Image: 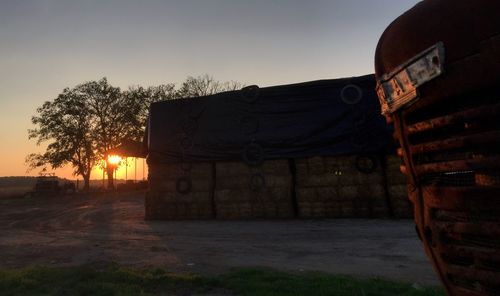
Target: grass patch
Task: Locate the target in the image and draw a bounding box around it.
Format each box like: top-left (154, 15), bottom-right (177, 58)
top-left (221, 268), bottom-right (444, 296)
top-left (0, 264), bottom-right (445, 296)
top-left (0, 264), bottom-right (217, 296)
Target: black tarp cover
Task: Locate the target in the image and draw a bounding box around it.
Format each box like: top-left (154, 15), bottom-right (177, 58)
top-left (146, 74), bottom-right (392, 164)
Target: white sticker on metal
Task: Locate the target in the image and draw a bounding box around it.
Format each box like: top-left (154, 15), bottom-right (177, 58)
top-left (376, 42), bottom-right (445, 115)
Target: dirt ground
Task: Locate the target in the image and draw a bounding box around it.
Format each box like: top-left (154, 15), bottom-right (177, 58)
top-left (0, 192), bottom-right (438, 285)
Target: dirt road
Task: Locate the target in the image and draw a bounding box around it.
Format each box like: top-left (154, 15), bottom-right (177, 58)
top-left (0, 192), bottom-right (438, 285)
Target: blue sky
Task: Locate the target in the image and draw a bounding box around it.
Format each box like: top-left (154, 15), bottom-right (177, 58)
top-left (0, 0), bottom-right (420, 177)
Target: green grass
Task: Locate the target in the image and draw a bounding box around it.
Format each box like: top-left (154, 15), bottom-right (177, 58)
top-left (0, 264), bottom-right (445, 296)
top-left (221, 269), bottom-right (444, 296)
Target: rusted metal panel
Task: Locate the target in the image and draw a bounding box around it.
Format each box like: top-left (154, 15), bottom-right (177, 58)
top-left (437, 245), bottom-right (500, 264)
top-left (409, 131), bottom-right (500, 154)
top-left (374, 1), bottom-right (500, 295)
top-left (407, 103), bottom-right (500, 134)
top-left (423, 186), bottom-right (500, 211)
top-left (414, 157), bottom-right (500, 176)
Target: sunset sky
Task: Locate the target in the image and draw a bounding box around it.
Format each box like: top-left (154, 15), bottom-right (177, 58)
top-left (0, 0), bottom-right (419, 180)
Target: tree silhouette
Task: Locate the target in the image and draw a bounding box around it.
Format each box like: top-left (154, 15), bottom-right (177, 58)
top-left (82, 78), bottom-right (130, 189)
top-left (27, 75), bottom-right (243, 190)
top-left (176, 74), bottom-right (243, 98)
top-left (122, 84), bottom-right (177, 142)
top-left (27, 86), bottom-right (97, 191)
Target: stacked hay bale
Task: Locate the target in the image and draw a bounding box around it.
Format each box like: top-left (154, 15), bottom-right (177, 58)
top-left (145, 162), bottom-right (215, 220)
top-left (295, 155), bottom-right (389, 218)
top-left (214, 160), bottom-right (294, 219)
top-left (384, 155), bottom-right (412, 218)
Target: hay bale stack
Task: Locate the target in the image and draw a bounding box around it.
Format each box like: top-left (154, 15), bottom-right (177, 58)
top-left (214, 160), bottom-right (294, 219)
top-left (385, 155), bottom-right (412, 218)
top-left (295, 155), bottom-right (389, 218)
top-left (145, 162), bottom-right (214, 220)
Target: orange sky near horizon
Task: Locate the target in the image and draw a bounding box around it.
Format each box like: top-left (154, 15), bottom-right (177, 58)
top-left (0, 0), bottom-right (420, 180)
top-left (26, 156), bottom-right (149, 181)
top-left (91, 157), bottom-right (149, 182)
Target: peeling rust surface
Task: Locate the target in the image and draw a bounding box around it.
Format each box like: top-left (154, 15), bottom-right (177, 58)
top-left (392, 89), bottom-right (500, 296)
top-left (407, 103), bottom-right (500, 134)
top-left (374, 0), bottom-right (500, 293)
top-left (394, 84), bottom-right (500, 294)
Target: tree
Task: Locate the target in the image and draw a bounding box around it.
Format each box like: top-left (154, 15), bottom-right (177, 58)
top-left (79, 78), bottom-right (130, 189)
top-left (27, 78), bottom-right (138, 190)
top-left (176, 74), bottom-right (244, 98)
top-left (122, 84), bottom-right (177, 142)
top-left (27, 87), bottom-right (97, 191)
top-left (28, 75), bottom-right (244, 191)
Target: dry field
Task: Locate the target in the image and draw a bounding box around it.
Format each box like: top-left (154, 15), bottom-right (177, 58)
top-left (0, 191), bottom-right (438, 285)
top-left (0, 186), bottom-right (32, 199)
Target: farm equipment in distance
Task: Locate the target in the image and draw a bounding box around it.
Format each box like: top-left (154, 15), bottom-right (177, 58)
top-left (27, 173), bottom-right (75, 197)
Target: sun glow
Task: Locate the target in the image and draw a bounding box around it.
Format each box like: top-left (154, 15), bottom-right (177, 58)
top-left (89, 157), bottom-right (148, 182)
top-left (107, 155), bottom-right (122, 166)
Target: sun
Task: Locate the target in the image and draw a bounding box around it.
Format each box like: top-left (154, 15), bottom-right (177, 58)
top-left (107, 155), bottom-right (122, 166)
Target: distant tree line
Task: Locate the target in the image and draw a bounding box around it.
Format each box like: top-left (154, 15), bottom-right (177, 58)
top-left (27, 75), bottom-right (244, 191)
